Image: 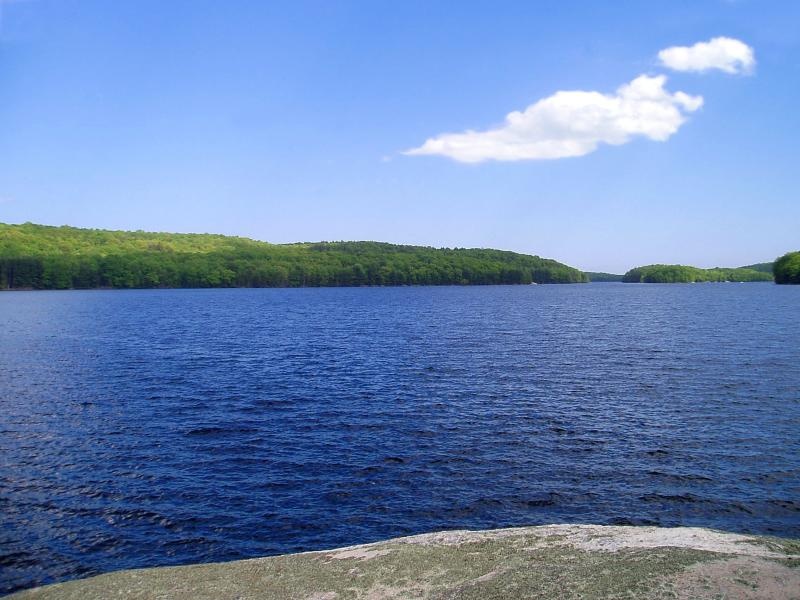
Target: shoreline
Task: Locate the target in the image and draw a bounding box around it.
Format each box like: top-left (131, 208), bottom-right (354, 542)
top-left (9, 524), bottom-right (799, 599)
top-left (0, 282), bottom-right (575, 292)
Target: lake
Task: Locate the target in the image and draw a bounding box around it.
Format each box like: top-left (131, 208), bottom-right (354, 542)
top-left (1, 283), bottom-right (798, 594)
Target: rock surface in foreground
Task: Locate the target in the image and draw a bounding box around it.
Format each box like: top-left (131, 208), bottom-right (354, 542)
top-left (9, 525), bottom-right (800, 599)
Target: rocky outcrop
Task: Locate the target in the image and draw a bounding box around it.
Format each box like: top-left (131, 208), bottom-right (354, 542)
top-left (10, 524), bottom-right (800, 599)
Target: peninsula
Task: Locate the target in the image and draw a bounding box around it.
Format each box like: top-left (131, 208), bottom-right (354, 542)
top-left (0, 223), bottom-right (587, 289)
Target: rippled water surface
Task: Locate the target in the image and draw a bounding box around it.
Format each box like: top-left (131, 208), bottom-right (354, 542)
top-left (1, 284), bottom-right (799, 593)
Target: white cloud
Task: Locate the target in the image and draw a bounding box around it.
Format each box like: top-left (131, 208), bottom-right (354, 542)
top-left (404, 75), bottom-right (702, 163)
top-left (658, 37), bottom-right (755, 74)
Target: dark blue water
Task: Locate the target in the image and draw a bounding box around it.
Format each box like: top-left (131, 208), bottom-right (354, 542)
top-left (1, 284), bottom-right (799, 593)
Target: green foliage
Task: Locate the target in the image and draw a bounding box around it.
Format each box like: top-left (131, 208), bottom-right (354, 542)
top-left (738, 262), bottom-right (774, 273)
top-left (773, 251), bottom-right (800, 284)
top-left (622, 264), bottom-right (774, 283)
top-left (585, 272), bottom-right (623, 282)
top-left (0, 222), bottom-right (588, 289)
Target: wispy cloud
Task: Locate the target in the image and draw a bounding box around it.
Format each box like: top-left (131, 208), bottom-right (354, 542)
top-left (404, 75), bottom-right (702, 163)
top-left (658, 37), bottom-right (755, 74)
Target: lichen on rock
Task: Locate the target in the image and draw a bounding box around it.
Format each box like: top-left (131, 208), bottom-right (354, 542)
top-left (9, 525), bottom-right (800, 600)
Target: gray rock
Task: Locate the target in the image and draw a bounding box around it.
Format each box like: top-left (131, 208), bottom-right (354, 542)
top-left (9, 524), bottom-right (800, 599)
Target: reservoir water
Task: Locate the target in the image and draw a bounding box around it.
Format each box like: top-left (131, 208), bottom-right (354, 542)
top-left (1, 283), bottom-right (798, 593)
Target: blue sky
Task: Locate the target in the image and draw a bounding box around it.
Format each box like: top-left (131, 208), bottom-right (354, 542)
top-left (0, 1), bottom-right (798, 272)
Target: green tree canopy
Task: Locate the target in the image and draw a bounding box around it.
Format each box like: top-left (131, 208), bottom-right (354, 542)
top-left (773, 251), bottom-right (800, 284)
top-left (585, 272), bottom-right (623, 282)
top-left (622, 264), bottom-right (773, 283)
top-left (0, 222), bottom-right (588, 290)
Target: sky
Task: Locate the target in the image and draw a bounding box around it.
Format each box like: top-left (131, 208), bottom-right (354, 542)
top-left (0, 1), bottom-right (798, 273)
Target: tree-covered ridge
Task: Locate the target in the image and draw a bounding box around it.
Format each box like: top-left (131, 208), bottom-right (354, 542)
top-left (585, 272), bottom-right (623, 282)
top-left (738, 262), bottom-right (774, 273)
top-left (622, 264), bottom-right (773, 283)
top-left (773, 251), bottom-right (800, 284)
top-left (0, 223), bottom-right (587, 289)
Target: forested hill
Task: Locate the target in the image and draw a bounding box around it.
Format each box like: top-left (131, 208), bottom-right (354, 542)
top-left (773, 251), bottom-right (800, 284)
top-left (622, 264), bottom-right (773, 283)
top-left (738, 262), bottom-right (774, 273)
top-left (0, 223), bottom-right (587, 289)
top-left (585, 272), bottom-right (623, 282)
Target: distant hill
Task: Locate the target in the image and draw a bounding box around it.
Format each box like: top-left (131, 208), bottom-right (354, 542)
top-left (622, 264), bottom-right (773, 283)
top-left (738, 262), bottom-right (774, 273)
top-left (774, 251), bottom-right (800, 284)
top-left (585, 272), bottom-right (623, 282)
top-left (0, 222), bottom-right (588, 290)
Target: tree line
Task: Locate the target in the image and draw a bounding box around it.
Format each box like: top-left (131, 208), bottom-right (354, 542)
top-left (585, 272), bottom-right (623, 282)
top-left (774, 251), bottom-right (800, 284)
top-left (622, 264), bottom-right (773, 283)
top-left (0, 223), bottom-right (588, 290)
